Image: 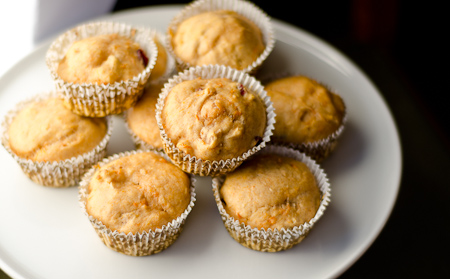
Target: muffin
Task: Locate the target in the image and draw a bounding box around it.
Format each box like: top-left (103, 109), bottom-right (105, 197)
top-left (170, 10), bottom-right (264, 70)
top-left (213, 145), bottom-right (331, 252)
top-left (167, 0), bottom-right (274, 74)
top-left (162, 77), bottom-right (266, 160)
top-left (125, 83), bottom-right (164, 151)
top-left (147, 31), bottom-right (175, 84)
top-left (1, 93), bottom-right (113, 187)
top-left (79, 150), bottom-right (196, 256)
top-left (221, 154), bottom-right (321, 230)
top-left (46, 21), bottom-right (158, 117)
top-left (264, 75), bottom-right (346, 162)
top-left (156, 65), bottom-right (275, 176)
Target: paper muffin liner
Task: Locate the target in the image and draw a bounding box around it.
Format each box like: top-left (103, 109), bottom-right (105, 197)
top-left (258, 72), bottom-right (347, 163)
top-left (0, 92), bottom-right (113, 188)
top-left (212, 144), bottom-right (331, 252)
top-left (285, 114), bottom-right (346, 163)
top-left (155, 64), bottom-right (276, 177)
top-left (78, 149), bottom-right (197, 256)
top-left (123, 110), bottom-right (165, 153)
top-left (146, 29), bottom-right (176, 85)
top-left (46, 21), bottom-right (158, 117)
top-left (166, 0), bottom-right (275, 75)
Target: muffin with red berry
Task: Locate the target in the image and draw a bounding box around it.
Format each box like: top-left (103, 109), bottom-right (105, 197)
top-left (46, 21), bottom-right (158, 117)
top-left (155, 65), bottom-right (275, 176)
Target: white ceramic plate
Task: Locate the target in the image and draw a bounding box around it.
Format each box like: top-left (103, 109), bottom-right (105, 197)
top-left (0, 5), bottom-right (402, 279)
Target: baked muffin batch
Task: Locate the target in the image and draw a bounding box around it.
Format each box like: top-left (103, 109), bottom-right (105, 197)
top-left (1, 0), bottom-right (346, 255)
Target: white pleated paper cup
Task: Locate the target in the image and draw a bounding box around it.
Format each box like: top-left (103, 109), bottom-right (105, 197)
top-left (258, 72), bottom-right (347, 163)
top-left (46, 21), bottom-right (158, 117)
top-left (166, 0), bottom-right (275, 75)
top-left (78, 149), bottom-right (196, 256)
top-left (0, 92), bottom-right (113, 188)
top-left (284, 115), bottom-right (346, 163)
top-left (155, 64), bottom-right (276, 177)
top-left (212, 145), bottom-right (331, 252)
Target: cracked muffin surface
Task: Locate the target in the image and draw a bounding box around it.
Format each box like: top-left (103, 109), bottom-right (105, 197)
top-left (220, 153), bottom-right (321, 230)
top-left (161, 78), bottom-right (266, 161)
top-left (57, 33), bottom-right (147, 84)
top-left (8, 97), bottom-right (106, 162)
top-left (171, 10), bottom-right (265, 70)
top-left (265, 75), bottom-right (345, 144)
top-left (86, 152), bottom-right (191, 234)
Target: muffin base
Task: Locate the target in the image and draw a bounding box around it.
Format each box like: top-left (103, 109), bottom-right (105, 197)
top-left (272, 112), bottom-right (347, 163)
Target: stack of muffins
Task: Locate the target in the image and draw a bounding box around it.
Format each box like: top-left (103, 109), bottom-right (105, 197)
top-left (1, 0), bottom-right (346, 255)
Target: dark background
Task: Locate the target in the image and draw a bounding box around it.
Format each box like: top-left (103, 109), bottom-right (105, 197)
top-left (1, 1), bottom-right (448, 278)
top-left (115, 1), bottom-right (450, 277)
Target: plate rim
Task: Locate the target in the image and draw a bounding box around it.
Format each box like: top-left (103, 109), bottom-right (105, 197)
top-left (0, 4), bottom-right (403, 279)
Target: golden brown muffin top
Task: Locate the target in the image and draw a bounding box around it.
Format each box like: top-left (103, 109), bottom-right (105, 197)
top-left (127, 83), bottom-right (164, 149)
top-left (161, 78), bottom-right (266, 161)
top-left (171, 10), bottom-right (265, 70)
top-left (148, 37), bottom-right (167, 83)
top-left (8, 97), bottom-right (107, 162)
top-left (57, 33), bottom-right (147, 84)
top-left (265, 75), bottom-right (346, 144)
top-left (86, 152), bottom-right (191, 234)
top-left (220, 153), bottom-right (321, 230)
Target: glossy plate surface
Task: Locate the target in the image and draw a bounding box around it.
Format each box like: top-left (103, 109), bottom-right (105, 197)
top-left (0, 5), bottom-right (401, 279)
